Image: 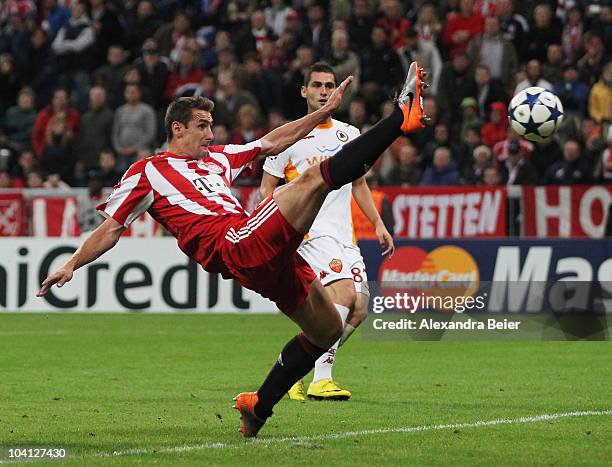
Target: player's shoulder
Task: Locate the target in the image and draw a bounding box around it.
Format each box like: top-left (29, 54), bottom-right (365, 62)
top-left (208, 140), bottom-right (262, 155)
top-left (332, 118), bottom-right (360, 137)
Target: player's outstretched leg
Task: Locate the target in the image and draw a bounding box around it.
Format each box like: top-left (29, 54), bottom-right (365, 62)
top-left (319, 61), bottom-right (427, 190)
top-left (234, 281), bottom-right (341, 437)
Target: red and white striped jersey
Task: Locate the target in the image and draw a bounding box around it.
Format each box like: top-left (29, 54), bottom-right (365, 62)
top-left (97, 141), bottom-right (262, 270)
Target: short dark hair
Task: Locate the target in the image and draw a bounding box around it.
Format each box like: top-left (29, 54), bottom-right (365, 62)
top-left (304, 61), bottom-right (337, 86)
top-left (164, 96), bottom-right (215, 142)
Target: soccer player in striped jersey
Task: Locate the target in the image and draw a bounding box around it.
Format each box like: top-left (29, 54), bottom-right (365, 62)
top-left (38, 62), bottom-right (428, 438)
top-left (260, 62), bottom-right (395, 401)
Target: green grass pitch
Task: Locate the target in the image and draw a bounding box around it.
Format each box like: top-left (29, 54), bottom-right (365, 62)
top-left (1, 313), bottom-right (610, 465)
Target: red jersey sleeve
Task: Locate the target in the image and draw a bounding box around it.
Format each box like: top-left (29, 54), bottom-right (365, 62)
top-left (96, 159), bottom-right (154, 227)
top-left (207, 140), bottom-right (262, 183)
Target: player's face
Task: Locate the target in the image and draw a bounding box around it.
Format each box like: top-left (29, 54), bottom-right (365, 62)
top-left (301, 72), bottom-right (336, 113)
top-left (175, 110), bottom-right (214, 159)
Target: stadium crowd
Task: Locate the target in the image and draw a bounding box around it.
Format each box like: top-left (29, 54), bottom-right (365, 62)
top-left (0, 0), bottom-right (609, 192)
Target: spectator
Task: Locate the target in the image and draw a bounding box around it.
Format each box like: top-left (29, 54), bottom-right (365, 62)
top-left (421, 147), bottom-right (460, 186)
top-left (481, 101), bottom-right (509, 147)
top-left (164, 45), bottom-right (204, 103)
top-left (39, 115), bottom-right (74, 182)
top-left (526, 3), bottom-right (562, 62)
top-left (458, 125), bottom-right (483, 166)
top-left (73, 86), bottom-right (113, 172)
top-left (348, 98), bottom-right (368, 129)
top-left (502, 140), bottom-right (538, 185)
top-left (276, 8), bottom-right (302, 60)
top-left (327, 29), bottom-right (360, 115)
top-left (31, 87), bottom-right (80, 156)
top-left (414, 2), bottom-right (442, 44)
top-left (2, 86), bottom-right (36, 151)
top-left (514, 59), bottom-right (553, 94)
top-left (474, 64), bottom-right (507, 119)
top-left (561, 6), bottom-right (583, 64)
top-left (135, 39), bottom-right (171, 112)
top-left (95, 148), bottom-right (122, 187)
top-left (460, 97), bottom-right (483, 140)
top-left (598, 127), bottom-right (612, 181)
top-left (89, 0), bottom-right (123, 69)
top-left (483, 164), bottom-right (503, 186)
top-left (375, 0), bottom-right (411, 51)
top-left (93, 45), bottom-right (129, 110)
top-left (467, 15), bottom-right (518, 90)
top-left (442, 0), bottom-right (484, 58)
top-left (437, 52), bottom-right (478, 138)
top-left (577, 33), bottom-right (608, 86)
top-left (462, 144), bottom-right (492, 185)
top-left (21, 28), bottom-right (57, 107)
top-left (348, 0), bottom-right (374, 52)
top-left (0, 54), bottom-right (21, 114)
top-left (43, 172), bottom-right (70, 190)
top-left (578, 117), bottom-right (607, 165)
top-left (545, 139), bottom-right (592, 184)
top-left (214, 75), bottom-right (260, 128)
top-left (244, 53), bottom-right (282, 114)
top-left (383, 144), bottom-right (423, 186)
top-left (541, 44), bottom-right (565, 84)
top-left (0, 169), bottom-right (12, 188)
top-left (212, 124), bottom-right (230, 146)
top-left (154, 11), bottom-right (191, 62)
top-left (9, 148), bottom-right (36, 186)
top-left (554, 64), bottom-right (590, 117)
top-left (397, 27), bottom-right (442, 95)
top-left (265, 0), bottom-right (292, 38)
top-left (588, 61), bottom-right (611, 124)
top-left (26, 169), bottom-right (44, 187)
top-left (282, 45), bottom-right (313, 119)
top-left (230, 104), bottom-right (266, 145)
top-left (299, 2), bottom-right (331, 60)
top-left (211, 44), bottom-right (248, 91)
top-left (423, 123), bottom-right (462, 167)
top-left (38, 0), bottom-right (70, 42)
top-left (530, 136), bottom-right (563, 181)
top-left (496, 0), bottom-right (528, 57)
top-left (79, 169), bottom-right (106, 233)
top-left (361, 25), bottom-right (404, 110)
top-left (112, 83), bottom-right (156, 171)
top-left (51, 1), bottom-right (95, 76)
top-left (494, 130), bottom-right (534, 161)
top-left (124, 0), bottom-right (160, 59)
top-left (235, 9), bottom-right (276, 61)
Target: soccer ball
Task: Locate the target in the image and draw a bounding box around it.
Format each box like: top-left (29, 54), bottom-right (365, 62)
top-left (508, 87), bottom-right (564, 142)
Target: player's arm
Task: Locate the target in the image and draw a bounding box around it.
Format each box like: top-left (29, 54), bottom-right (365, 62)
top-left (37, 218), bottom-right (125, 296)
top-left (260, 171), bottom-right (282, 198)
top-left (352, 177), bottom-right (395, 257)
top-left (259, 75), bottom-right (353, 156)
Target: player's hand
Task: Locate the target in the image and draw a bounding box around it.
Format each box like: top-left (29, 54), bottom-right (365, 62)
top-left (37, 267), bottom-right (74, 297)
top-left (323, 75), bottom-right (353, 115)
top-left (375, 220), bottom-right (395, 258)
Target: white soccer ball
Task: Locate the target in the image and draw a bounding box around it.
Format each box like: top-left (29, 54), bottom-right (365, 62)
top-left (508, 87), bottom-right (564, 142)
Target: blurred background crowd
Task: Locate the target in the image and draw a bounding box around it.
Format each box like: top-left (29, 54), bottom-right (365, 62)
top-left (0, 0), bottom-right (609, 193)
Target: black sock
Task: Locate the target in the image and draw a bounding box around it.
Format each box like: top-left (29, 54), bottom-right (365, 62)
top-left (255, 332), bottom-right (325, 419)
top-left (320, 106), bottom-right (404, 189)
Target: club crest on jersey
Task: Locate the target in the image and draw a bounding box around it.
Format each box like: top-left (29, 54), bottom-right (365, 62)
top-left (336, 130), bottom-right (349, 142)
top-left (329, 259), bottom-right (343, 273)
top-left (200, 161), bottom-right (224, 174)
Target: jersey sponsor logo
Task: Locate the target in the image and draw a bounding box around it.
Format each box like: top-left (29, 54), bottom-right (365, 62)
top-left (315, 144), bottom-right (341, 153)
top-left (306, 155), bottom-right (331, 166)
top-left (329, 258), bottom-right (343, 273)
top-left (199, 161), bottom-right (224, 174)
top-left (319, 270), bottom-right (329, 280)
top-left (336, 130), bottom-right (349, 142)
top-left (302, 135), bottom-right (315, 140)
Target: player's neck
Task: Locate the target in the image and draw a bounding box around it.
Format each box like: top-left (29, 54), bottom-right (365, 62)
top-left (310, 109), bottom-right (332, 126)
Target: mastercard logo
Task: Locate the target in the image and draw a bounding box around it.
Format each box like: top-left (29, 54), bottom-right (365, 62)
top-left (379, 246), bottom-right (480, 299)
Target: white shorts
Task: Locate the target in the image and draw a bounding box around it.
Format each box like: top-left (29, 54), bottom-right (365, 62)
top-left (298, 236), bottom-right (369, 296)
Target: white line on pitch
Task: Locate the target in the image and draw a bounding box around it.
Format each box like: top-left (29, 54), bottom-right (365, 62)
top-left (83, 409), bottom-right (611, 459)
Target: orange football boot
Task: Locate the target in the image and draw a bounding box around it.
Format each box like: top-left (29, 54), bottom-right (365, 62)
top-left (398, 61), bottom-right (429, 133)
top-left (233, 392), bottom-right (266, 438)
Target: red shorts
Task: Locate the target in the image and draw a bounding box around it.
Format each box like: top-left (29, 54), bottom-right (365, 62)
top-left (218, 196), bottom-right (316, 315)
